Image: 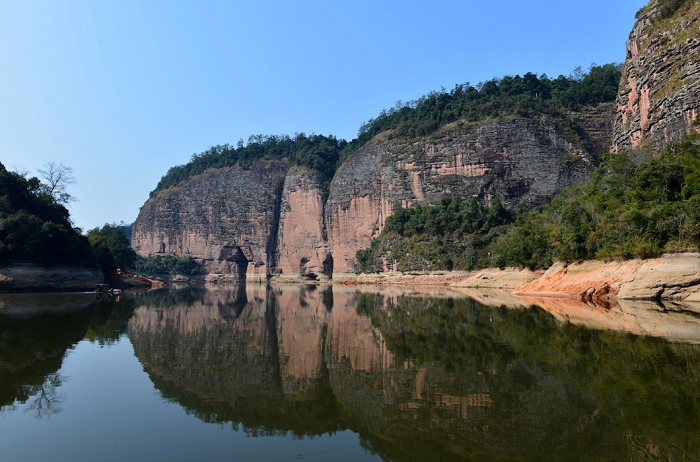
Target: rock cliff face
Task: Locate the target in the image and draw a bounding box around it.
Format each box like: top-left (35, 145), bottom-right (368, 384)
top-left (614, 0), bottom-right (700, 151)
top-left (131, 160), bottom-right (287, 277)
top-left (276, 167), bottom-right (333, 280)
top-left (133, 113), bottom-right (607, 277)
top-left (327, 116), bottom-right (597, 272)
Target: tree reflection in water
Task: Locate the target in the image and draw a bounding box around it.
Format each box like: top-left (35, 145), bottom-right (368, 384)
top-left (128, 285), bottom-right (700, 462)
top-left (2, 285), bottom-right (700, 460)
top-left (0, 293), bottom-right (136, 418)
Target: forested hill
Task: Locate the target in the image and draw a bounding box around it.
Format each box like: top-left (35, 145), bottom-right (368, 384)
top-left (151, 64), bottom-right (621, 195)
top-left (152, 134), bottom-right (346, 194)
top-left (0, 163), bottom-right (94, 267)
top-left (339, 63), bottom-right (621, 163)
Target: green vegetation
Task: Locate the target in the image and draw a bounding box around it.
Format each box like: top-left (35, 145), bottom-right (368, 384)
top-left (87, 223), bottom-right (138, 271)
top-left (637, 0), bottom-right (693, 22)
top-left (153, 64), bottom-right (619, 193)
top-left (86, 223), bottom-right (201, 276)
top-left (358, 133), bottom-right (700, 271)
top-left (153, 133), bottom-right (346, 194)
top-left (340, 64), bottom-right (621, 164)
top-left (356, 197), bottom-right (513, 272)
top-left (657, 0), bottom-right (691, 20)
top-left (133, 255), bottom-right (201, 276)
top-left (0, 162), bottom-right (94, 267)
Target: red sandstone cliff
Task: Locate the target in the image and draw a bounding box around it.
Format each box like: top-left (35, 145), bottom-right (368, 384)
top-left (275, 167), bottom-right (333, 280)
top-left (131, 160), bottom-right (287, 278)
top-left (133, 113), bottom-right (605, 278)
top-left (614, 0), bottom-right (700, 151)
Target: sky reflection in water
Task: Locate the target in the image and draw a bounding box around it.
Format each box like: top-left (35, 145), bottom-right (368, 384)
top-left (1, 285), bottom-right (699, 462)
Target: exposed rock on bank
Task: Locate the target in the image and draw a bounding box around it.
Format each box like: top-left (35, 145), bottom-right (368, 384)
top-left (0, 264), bottom-right (104, 292)
top-left (340, 253), bottom-right (700, 303)
top-left (337, 267), bottom-right (541, 290)
top-left (513, 253), bottom-right (700, 302)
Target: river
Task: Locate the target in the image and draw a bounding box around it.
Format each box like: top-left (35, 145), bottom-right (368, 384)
top-left (1, 284), bottom-right (699, 461)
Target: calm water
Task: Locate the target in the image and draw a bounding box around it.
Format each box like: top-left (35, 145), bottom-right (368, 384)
top-left (1, 284), bottom-right (700, 462)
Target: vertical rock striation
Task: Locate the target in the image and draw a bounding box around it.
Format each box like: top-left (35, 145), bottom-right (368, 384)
top-left (614, 0), bottom-right (700, 152)
top-left (131, 160), bottom-right (287, 278)
top-left (327, 118), bottom-right (597, 272)
top-left (276, 167), bottom-right (333, 280)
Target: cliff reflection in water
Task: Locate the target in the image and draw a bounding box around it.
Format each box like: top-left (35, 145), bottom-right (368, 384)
top-left (128, 285), bottom-right (700, 462)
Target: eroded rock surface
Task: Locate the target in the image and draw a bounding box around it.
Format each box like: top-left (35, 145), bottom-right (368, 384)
top-left (276, 167), bottom-right (333, 280)
top-left (512, 253), bottom-right (700, 302)
top-left (131, 161), bottom-right (287, 277)
top-left (328, 117), bottom-right (599, 272)
top-left (614, 0), bottom-right (700, 151)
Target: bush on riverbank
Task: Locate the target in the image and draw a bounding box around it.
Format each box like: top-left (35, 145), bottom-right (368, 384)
top-left (133, 255), bottom-right (201, 276)
top-left (87, 223), bottom-right (138, 271)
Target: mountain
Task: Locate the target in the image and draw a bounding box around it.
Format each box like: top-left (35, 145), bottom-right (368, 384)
top-left (133, 77), bottom-right (616, 278)
top-left (133, 0), bottom-right (700, 279)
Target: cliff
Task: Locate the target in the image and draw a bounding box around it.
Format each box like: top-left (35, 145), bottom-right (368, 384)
top-left (131, 160), bottom-right (287, 278)
top-left (276, 167), bottom-right (333, 280)
top-left (327, 115), bottom-right (599, 272)
top-left (614, 0), bottom-right (700, 151)
top-left (134, 112), bottom-right (609, 277)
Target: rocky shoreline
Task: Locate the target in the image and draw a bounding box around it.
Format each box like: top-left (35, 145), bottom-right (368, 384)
top-left (0, 264), bottom-right (105, 293)
top-left (334, 253), bottom-right (700, 304)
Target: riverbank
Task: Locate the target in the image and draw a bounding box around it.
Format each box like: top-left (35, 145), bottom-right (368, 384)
top-left (0, 264), bottom-right (104, 292)
top-left (334, 253), bottom-right (700, 303)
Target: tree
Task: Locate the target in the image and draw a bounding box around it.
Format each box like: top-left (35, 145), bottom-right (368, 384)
top-left (0, 162), bottom-right (94, 267)
top-left (38, 162), bottom-right (76, 204)
top-left (87, 224), bottom-right (138, 271)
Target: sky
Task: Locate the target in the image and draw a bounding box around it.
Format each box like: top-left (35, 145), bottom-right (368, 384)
top-left (0, 0), bottom-right (648, 231)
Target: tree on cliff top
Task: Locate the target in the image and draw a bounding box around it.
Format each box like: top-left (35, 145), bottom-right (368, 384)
top-left (338, 63), bottom-right (622, 165)
top-left (152, 133), bottom-right (346, 194)
top-left (152, 64), bottom-right (621, 194)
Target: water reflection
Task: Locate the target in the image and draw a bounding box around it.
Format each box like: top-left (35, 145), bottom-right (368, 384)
top-left (0, 294), bottom-right (135, 416)
top-left (1, 286), bottom-right (699, 460)
top-left (128, 285), bottom-right (700, 461)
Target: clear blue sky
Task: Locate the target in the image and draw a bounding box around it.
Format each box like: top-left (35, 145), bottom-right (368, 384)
top-left (0, 0), bottom-right (647, 231)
